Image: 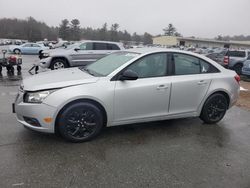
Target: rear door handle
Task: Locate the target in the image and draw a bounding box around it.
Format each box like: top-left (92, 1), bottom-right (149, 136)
top-left (197, 80), bottom-right (207, 85)
top-left (157, 85), bottom-right (168, 90)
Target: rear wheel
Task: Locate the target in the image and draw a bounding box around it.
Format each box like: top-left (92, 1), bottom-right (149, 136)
top-left (57, 102), bottom-right (104, 142)
top-left (50, 59), bottom-right (68, 70)
top-left (200, 93), bottom-right (228, 124)
top-left (233, 64), bottom-right (243, 75)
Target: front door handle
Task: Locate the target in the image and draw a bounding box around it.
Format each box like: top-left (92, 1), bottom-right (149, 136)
top-left (157, 85), bottom-right (168, 90)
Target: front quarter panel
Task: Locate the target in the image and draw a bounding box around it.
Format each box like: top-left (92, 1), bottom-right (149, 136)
top-left (43, 78), bottom-right (115, 126)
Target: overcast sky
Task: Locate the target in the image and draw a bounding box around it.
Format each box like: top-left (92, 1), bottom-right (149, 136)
top-left (0, 0), bottom-right (249, 38)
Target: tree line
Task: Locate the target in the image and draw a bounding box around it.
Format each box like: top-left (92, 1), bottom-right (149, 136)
top-left (58, 19), bottom-right (153, 45)
top-left (0, 17), bottom-right (153, 45)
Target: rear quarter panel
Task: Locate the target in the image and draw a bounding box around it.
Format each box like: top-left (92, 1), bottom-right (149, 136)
top-left (197, 70), bottom-right (239, 114)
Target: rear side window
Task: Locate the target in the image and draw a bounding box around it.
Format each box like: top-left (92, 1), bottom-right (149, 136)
top-left (107, 43), bottom-right (120, 50)
top-left (173, 53), bottom-right (219, 75)
top-left (248, 55), bottom-right (250, 60)
top-left (227, 51), bottom-right (246, 58)
top-left (94, 43), bottom-right (108, 50)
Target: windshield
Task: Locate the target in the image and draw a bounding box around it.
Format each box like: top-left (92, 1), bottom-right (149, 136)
top-left (83, 52), bottom-right (139, 76)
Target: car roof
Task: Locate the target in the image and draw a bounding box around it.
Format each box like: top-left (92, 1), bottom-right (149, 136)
top-left (80, 40), bottom-right (122, 45)
top-left (124, 47), bottom-right (203, 56)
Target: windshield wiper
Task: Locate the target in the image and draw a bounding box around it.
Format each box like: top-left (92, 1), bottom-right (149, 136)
top-left (80, 66), bottom-right (95, 76)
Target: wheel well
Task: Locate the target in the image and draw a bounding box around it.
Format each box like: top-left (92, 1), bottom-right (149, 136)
top-left (13, 48), bottom-right (20, 52)
top-left (234, 62), bottom-right (243, 67)
top-left (55, 99), bottom-right (108, 134)
top-left (209, 91), bottom-right (230, 108)
top-left (51, 57), bottom-right (70, 68)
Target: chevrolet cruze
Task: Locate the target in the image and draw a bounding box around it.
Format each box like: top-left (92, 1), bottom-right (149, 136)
top-left (13, 48), bottom-right (240, 142)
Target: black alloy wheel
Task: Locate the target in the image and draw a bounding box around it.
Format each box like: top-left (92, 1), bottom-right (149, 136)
top-left (200, 93), bottom-right (228, 124)
top-left (57, 102), bottom-right (104, 142)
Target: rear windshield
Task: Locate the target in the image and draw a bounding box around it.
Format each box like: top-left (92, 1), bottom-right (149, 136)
top-left (227, 51), bottom-right (246, 58)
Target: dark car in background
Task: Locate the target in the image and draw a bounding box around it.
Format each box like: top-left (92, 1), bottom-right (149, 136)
top-left (242, 55), bottom-right (250, 78)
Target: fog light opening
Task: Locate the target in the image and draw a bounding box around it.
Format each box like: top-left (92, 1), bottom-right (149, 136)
top-left (23, 116), bottom-right (41, 127)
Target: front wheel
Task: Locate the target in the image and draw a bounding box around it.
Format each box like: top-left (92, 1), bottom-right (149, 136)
top-left (14, 49), bottom-right (21, 54)
top-left (200, 93), bottom-right (228, 124)
top-left (57, 102), bottom-right (104, 142)
top-left (50, 59), bottom-right (68, 70)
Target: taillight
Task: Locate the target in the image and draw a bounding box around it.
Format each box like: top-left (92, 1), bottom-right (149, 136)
top-left (224, 56), bottom-right (229, 65)
top-left (234, 74), bottom-right (240, 84)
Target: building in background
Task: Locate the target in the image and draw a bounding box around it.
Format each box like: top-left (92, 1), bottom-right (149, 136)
top-left (153, 36), bottom-right (250, 49)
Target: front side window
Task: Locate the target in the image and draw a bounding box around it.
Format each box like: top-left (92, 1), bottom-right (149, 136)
top-left (32, 44), bottom-right (40, 47)
top-left (126, 53), bottom-right (167, 78)
top-left (79, 42), bottom-right (93, 50)
top-left (23, 44), bottom-right (32, 47)
top-left (173, 53), bottom-right (219, 75)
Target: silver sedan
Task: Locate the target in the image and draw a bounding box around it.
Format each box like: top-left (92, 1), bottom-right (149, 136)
top-left (13, 48), bottom-right (240, 142)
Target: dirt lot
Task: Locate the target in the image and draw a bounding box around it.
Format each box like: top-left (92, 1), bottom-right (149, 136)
top-left (236, 77), bottom-right (250, 111)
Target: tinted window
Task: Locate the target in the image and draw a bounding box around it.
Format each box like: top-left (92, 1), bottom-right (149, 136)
top-left (32, 44), bottom-right (40, 47)
top-left (23, 44), bottom-right (32, 47)
top-left (126, 53), bottom-right (167, 78)
top-left (248, 55), bottom-right (250, 60)
top-left (94, 43), bottom-right (107, 50)
top-left (107, 43), bottom-right (120, 50)
top-left (227, 51), bottom-right (246, 58)
top-left (173, 53), bottom-right (219, 75)
top-left (79, 42), bottom-right (93, 50)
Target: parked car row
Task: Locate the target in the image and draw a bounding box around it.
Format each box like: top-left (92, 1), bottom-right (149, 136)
top-left (205, 49), bottom-right (250, 76)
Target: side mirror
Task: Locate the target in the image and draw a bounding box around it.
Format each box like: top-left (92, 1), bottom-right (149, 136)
top-left (119, 69), bottom-right (138, 81)
top-left (74, 47), bottom-right (80, 51)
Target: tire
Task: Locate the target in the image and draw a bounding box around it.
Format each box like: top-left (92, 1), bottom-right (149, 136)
top-left (200, 93), bottom-right (228, 124)
top-left (50, 59), bottom-right (68, 70)
top-left (57, 102), bottom-right (104, 142)
top-left (14, 49), bottom-right (21, 54)
top-left (233, 64), bottom-right (243, 75)
top-left (0, 65), bottom-right (2, 74)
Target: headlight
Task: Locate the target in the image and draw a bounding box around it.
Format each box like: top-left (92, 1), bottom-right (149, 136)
top-left (24, 90), bottom-right (57, 103)
top-left (43, 53), bottom-right (50, 57)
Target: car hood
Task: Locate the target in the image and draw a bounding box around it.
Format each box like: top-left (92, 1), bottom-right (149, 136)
top-left (23, 68), bottom-right (99, 91)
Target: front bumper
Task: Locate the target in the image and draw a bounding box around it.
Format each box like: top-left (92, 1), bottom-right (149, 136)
top-left (242, 68), bottom-right (250, 76)
top-left (39, 57), bottom-right (52, 69)
top-left (13, 91), bottom-right (57, 133)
